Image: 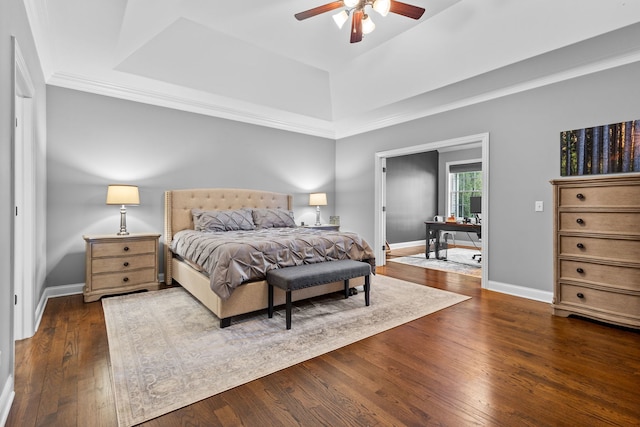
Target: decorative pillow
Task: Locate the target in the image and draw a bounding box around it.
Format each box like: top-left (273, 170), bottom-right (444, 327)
top-left (192, 208), bottom-right (255, 232)
top-left (252, 208), bottom-right (296, 229)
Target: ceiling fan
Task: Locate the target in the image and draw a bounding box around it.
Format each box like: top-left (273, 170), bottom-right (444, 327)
top-left (295, 0), bottom-right (426, 43)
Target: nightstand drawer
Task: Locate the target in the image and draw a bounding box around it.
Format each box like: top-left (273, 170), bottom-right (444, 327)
top-left (91, 268), bottom-right (156, 290)
top-left (559, 235), bottom-right (640, 264)
top-left (559, 212), bottom-right (640, 235)
top-left (91, 239), bottom-right (156, 257)
top-left (558, 184), bottom-right (640, 208)
top-left (559, 260), bottom-right (640, 292)
top-left (91, 254), bottom-right (156, 274)
top-left (558, 283), bottom-right (640, 318)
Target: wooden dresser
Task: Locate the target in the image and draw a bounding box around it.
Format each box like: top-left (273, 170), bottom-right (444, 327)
top-left (83, 233), bottom-right (160, 302)
top-left (551, 174), bottom-right (640, 329)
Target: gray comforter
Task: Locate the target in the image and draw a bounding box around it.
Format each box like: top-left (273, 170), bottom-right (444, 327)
top-left (170, 227), bottom-right (376, 300)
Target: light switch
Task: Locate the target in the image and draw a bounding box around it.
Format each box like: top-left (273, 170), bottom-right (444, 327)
top-left (535, 201), bottom-right (544, 212)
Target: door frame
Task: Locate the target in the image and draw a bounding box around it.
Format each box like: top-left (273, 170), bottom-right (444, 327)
top-left (374, 132), bottom-right (490, 287)
top-left (12, 37), bottom-right (37, 340)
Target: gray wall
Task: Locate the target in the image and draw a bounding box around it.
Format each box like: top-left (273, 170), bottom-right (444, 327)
top-left (46, 87), bottom-right (336, 287)
top-left (1, 0), bottom-right (48, 411)
top-left (335, 61), bottom-right (640, 295)
top-left (386, 151), bottom-right (438, 243)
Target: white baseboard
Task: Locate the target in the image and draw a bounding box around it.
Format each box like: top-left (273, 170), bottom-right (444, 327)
top-left (486, 280), bottom-right (553, 303)
top-left (34, 283), bottom-right (84, 333)
top-left (0, 375), bottom-right (15, 427)
top-left (388, 240), bottom-right (424, 250)
top-left (388, 238), bottom-right (482, 250)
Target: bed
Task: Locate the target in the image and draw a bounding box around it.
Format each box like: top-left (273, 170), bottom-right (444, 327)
top-left (164, 188), bottom-right (376, 327)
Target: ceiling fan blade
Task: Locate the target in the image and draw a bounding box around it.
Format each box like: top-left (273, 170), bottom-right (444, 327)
top-left (389, 0), bottom-right (425, 19)
top-left (350, 9), bottom-right (363, 43)
top-left (295, 1), bottom-right (344, 21)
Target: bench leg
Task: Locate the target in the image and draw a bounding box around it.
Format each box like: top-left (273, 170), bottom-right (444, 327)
top-left (344, 279), bottom-right (350, 299)
top-left (268, 284), bottom-right (274, 318)
top-left (220, 318), bottom-right (232, 328)
top-left (286, 290), bottom-right (292, 330)
top-left (364, 275), bottom-right (370, 306)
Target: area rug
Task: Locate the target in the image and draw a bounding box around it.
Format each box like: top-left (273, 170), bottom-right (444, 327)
top-left (102, 275), bottom-right (470, 426)
top-left (388, 247), bottom-right (482, 277)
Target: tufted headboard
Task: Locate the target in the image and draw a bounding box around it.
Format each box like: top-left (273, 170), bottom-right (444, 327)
top-left (164, 188), bottom-right (293, 282)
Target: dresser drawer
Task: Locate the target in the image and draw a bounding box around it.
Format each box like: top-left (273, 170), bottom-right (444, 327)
top-left (91, 253), bottom-right (156, 274)
top-left (558, 283), bottom-right (640, 318)
top-left (559, 235), bottom-right (640, 264)
top-left (559, 259), bottom-right (640, 292)
top-left (559, 212), bottom-right (640, 235)
top-left (558, 184), bottom-right (640, 208)
top-left (91, 239), bottom-right (156, 257)
top-left (91, 268), bottom-right (156, 290)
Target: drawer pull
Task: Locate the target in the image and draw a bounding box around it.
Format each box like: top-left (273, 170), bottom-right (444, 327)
top-left (123, 262), bottom-right (129, 267)
top-left (123, 246), bottom-right (130, 252)
top-left (576, 193), bottom-right (585, 200)
top-left (123, 277), bottom-right (129, 283)
top-left (576, 268), bottom-right (584, 274)
top-left (576, 243), bottom-right (585, 249)
top-left (576, 218), bottom-right (584, 225)
top-left (576, 292), bottom-right (584, 299)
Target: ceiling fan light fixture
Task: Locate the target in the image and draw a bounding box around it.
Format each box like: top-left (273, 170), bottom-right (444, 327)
top-left (362, 13), bottom-right (375, 34)
top-left (343, 0), bottom-right (359, 7)
top-left (373, 0), bottom-right (390, 17)
top-left (333, 10), bottom-right (349, 28)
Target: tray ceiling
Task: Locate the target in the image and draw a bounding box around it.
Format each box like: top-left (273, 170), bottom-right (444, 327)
top-left (26, 0), bottom-right (640, 137)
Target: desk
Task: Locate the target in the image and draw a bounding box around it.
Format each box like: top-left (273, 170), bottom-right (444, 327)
top-left (424, 221), bottom-right (481, 259)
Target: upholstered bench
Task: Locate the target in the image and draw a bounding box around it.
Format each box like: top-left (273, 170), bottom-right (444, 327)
top-left (266, 260), bottom-right (371, 329)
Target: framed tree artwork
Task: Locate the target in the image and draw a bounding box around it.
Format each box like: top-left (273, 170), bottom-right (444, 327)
top-left (561, 119), bottom-right (640, 176)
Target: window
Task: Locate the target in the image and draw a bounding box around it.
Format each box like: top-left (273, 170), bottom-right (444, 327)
top-left (448, 162), bottom-right (482, 218)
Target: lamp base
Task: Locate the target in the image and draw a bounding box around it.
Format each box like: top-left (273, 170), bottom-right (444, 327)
top-left (315, 205), bottom-right (321, 226)
top-left (117, 205), bottom-right (130, 235)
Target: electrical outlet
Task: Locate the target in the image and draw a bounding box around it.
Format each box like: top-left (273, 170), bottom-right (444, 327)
top-left (535, 201), bottom-right (544, 212)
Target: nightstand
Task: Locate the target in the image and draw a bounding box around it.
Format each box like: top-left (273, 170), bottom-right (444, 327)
top-left (303, 224), bottom-right (340, 231)
top-left (83, 233), bottom-right (160, 302)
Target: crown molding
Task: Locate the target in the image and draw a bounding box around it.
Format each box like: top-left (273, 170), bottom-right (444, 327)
top-left (46, 46), bottom-right (640, 141)
top-left (47, 72), bottom-right (337, 139)
top-left (334, 47), bottom-right (640, 139)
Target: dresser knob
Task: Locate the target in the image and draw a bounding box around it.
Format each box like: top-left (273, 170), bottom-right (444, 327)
top-left (576, 193), bottom-right (585, 200)
top-left (123, 246), bottom-right (130, 252)
top-left (576, 218), bottom-right (584, 225)
top-left (577, 292), bottom-right (584, 298)
top-left (123, 262), bottom-right (129, 267)
top-left (576, 268), bottom-right (584, 274)
top-left (123, 277), bottom-right (129, 283)
top-left (576, 243), bottom-right (584, 249)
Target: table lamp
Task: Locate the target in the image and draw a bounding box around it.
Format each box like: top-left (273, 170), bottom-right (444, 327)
top-left (309, 192), bottom-right (327, 226)
top-left (106, 184), bottom-right (139, 235)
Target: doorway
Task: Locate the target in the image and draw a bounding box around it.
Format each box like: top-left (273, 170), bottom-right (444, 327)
top-left (374, 133), bottom-right (489, 287)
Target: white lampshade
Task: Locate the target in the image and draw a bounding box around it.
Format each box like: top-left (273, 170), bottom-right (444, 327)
top-left (373, 0), bottom-right (391, 16)
top-left (333, 10), bottom-right (349, 29)
top-left (362, 14), bottom-right (375, 34)
top-left (309, 193), bottom-right (327, 206)
top-left (106, 184), bottom-right (140, 205)
top-left (343, 0), bottom-right (359, 7)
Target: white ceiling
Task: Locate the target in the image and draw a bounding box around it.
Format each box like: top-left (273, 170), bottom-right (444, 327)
top-left (25, 0), bottom-right (640, 138)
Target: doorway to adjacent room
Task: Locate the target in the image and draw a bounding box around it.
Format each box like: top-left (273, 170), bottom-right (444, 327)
top-left (374, 133), bottom-right (489, 287)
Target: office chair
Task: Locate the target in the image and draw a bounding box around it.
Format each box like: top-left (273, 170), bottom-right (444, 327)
top-left (469, 196), bottom-right (482, 262)
top-left (472, 229), bottom-right (481, 262)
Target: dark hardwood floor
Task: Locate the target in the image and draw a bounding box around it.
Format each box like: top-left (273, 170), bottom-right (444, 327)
top-left (8, 256), bottom-right (640, 426)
